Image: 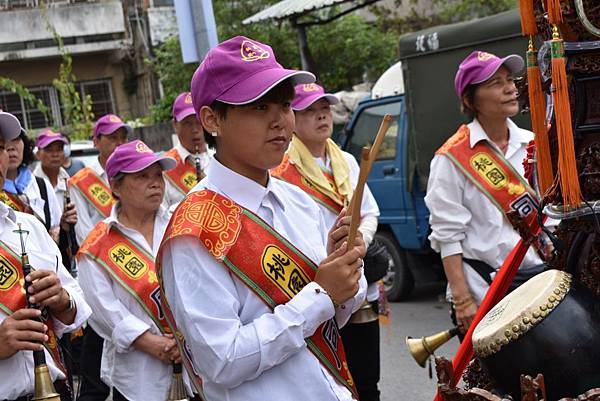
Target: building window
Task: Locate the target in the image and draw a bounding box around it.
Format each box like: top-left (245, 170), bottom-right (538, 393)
top-left (0, 79), bottom-right (115, 131)
top-left (77, 80), bottom-right (115, 119)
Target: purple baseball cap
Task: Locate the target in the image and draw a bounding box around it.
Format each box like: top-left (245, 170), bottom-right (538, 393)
top-left (172, 92), bottom-right (196, 122)
top-left (292, 83), bottom-right (339, 111)
top-left (93, 114), bottom-right (133, 138)
top-left (454, 51), bottom-right (524, 98)
top-left (36, 129), bottom-right (68, 149)
top-left (105, 140), bottom-right (176, 181)
top-left (191, 36), bottom-right (315, 114)
top-left (0, 111), bottom-right (22, 141)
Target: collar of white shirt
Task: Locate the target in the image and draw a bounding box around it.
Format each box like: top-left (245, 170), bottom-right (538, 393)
top-left (104, 202), bottom-right (170, 234)
top-left (469, 118), bottom-right (531, 152)
top-left (89, 157), bottom-right (107, 182)
top-left (204, 158), bottom-right (286, 214)
top-left (32, 164), bottom-right (70, 192)
top-left (175, 143), bottom-right (213, 165)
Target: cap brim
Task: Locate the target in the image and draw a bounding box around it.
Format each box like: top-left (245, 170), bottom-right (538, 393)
top-left (0, 112), bottom-right (22, 141)
top-left (98, 123), bottom-right (133, 137)
top-left (39, 137), bottom-right (68, 149)
top-left (292, 94), bottom-right (339, 111)
top-left (120, 155), bottom-right (177, 176)
top-left (471, 54), bottom-right (525, 85)
top-left (174, 108), bottom-right (197, 122)
top-left (218, 69), bottom-right (316, 106)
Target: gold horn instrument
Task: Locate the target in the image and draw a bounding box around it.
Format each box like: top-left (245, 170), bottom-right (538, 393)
top-left (168, 363), bottom-right (189, 401)
top-left (406, 327), bottom-right (460, 368)
top-left (15, 224), bottom-right (61, 401)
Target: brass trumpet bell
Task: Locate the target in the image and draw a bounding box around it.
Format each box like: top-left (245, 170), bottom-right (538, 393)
top-left (33, 364), bottom-right (60, 401)
top-left (406, 327), bottom-right (460, 368)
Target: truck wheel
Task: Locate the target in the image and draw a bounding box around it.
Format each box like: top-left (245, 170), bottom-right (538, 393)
top-left (376, 232), bottom-right (414, 301)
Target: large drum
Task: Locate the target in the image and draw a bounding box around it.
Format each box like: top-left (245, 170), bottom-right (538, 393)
top-left (472, 270), bottom-right (600, 400)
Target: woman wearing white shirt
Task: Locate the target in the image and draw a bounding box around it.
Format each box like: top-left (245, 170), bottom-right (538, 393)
top-left (425, 51), bottom-right (545, 335)
top-left (4, 130), bottom-right (61, 236)
top-left (77, 140), bottom-right (189, 401)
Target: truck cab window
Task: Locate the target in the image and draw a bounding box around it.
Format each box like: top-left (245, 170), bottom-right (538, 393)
top-left (348, 100), bottom-right (401, 161)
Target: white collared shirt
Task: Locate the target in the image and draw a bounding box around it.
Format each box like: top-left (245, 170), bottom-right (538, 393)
top-left (425, 118), bottom-right (544, 304)
top-left (0, 203), bottom-right (91, 400)
top-left (160, 158), bottom-right (366, 401)
top-left (78, 203), bottom-right (190, 400)
top-left (314, 151), bottom-right (381, 301)
top-left (70, 158), bottom-right (107, 245)
top-left (32, 164), bottom-right (71, 215)
top-left (163, 143), bottom-right (213, 208)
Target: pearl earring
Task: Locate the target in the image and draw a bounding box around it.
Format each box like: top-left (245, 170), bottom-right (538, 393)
top-left (211, 131), bottom-right (218, 137)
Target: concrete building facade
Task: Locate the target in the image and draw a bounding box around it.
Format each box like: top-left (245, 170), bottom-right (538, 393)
top-left (0, 0), bottom-right (170, 132)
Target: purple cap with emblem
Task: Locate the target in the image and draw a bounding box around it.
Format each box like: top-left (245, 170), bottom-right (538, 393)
top-left (36, 129), bottom-right (68, 149)
top-left (105, 140), bottom-right (176, 181)
top-left (191, 36), bottom-right (315, 115)
top-left (291, 83), bottom-right (339, 111)
top-left (454, 51), bottom-right (524, 98)
top-left (93, 114), bottom-right (133, 138)
top-left (172, 92), bottom-right (196, 122)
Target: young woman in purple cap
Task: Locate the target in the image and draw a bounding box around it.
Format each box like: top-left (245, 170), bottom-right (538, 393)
top-left (158, 36), bottom-right (367, 401)
top-left (77, 140), bottom-right (194, 401)
top-left (163, 92), bottom-right (213, 207)
top-left (272, 83), bottom-right (382, 401)
top-left (425, 51), bottom-right (546, 335)
top-left (0, 111), bottom-right (91, 401)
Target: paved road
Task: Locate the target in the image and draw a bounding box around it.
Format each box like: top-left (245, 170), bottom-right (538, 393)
top-left (379, 284), bottom-right (459, 401)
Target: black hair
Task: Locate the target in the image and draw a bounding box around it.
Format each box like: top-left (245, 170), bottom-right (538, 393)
top-left (202, 79), bottom-right (296, 149)
top-left (460, 84), bottom-right (479, 120)
top-left (18, 130), bottom-right (36, 167)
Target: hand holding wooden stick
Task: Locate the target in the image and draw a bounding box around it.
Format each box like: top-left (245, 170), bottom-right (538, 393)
top-left (346, 114), bottom-right (393, 249)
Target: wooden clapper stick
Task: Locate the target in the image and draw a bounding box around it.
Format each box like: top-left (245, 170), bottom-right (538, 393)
top-left (346, 114), bottom-right (393, 249)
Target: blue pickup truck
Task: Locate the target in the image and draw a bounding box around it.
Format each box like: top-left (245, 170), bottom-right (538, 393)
top-left (338, 10), bottom-right (529, 300)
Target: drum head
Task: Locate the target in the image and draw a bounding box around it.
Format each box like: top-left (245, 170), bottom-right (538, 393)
top-left (473, 269), bottom-right (572, 357)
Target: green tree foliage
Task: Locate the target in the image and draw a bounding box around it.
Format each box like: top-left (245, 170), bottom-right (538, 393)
top-left (43, 6), bottom-right (95, 140)
top-left (372, 0), bottom-right (517, 35)
top-left (148, 37), bottom-right (198, 123)
top-left (149, 0), bottom-right (397, 122)
top-left (0, 78), bottom-right (50, 123)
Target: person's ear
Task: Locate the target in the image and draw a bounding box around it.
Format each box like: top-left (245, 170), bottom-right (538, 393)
top-left (200, 106), bottom-right (221, 135)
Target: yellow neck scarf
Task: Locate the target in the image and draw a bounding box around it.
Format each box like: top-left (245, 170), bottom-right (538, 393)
top-left (288, 135), bottom-right (353, 207)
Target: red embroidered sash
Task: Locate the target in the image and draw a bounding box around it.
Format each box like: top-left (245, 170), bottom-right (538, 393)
top-left (164, 148), bottom-right (202, 195)
top-left (272, 154), bottom-right (344, 214)
top-left (0, 191), bottom-right (27, 213)
top-left (157, 189), bottom-right (358, 398)
top-left (69, 167), bottom-right (115, 218)
top-left (436, 125), bottom-right (542, 241)
top-left (77, 222), bottom-right (167, 332)
top-left (0, 241), bottom-right (65, 373)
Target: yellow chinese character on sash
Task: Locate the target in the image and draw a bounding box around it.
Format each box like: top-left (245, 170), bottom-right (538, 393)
top-left (89, 184), bottom-right (113, 206)
top-left (109, 244), bottom-right (148, 280)
top-left (261, 245), bottom-right (309, 298)
top-left (0, 255), bottom-right (18, 291)
top-left (181, 172), bottom-right (197, 189)
top-left (470, 153), bottom-right (508, 189)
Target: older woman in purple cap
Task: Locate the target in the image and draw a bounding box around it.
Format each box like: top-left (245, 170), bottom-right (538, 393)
top-left (0, 111), bottom-right (91, 401)
top-left (77, 140), bottom-right (192, 401)
top-left (424, 51), bottom-right (546, 335)
top-left (163, 91), bottom-right (213, 207)
top-left (158, 36), bottom-right (367, 401)
top-left (68, 113), bottom-right (129, 401)
top-left (273, 83), bottom-right (382, 401)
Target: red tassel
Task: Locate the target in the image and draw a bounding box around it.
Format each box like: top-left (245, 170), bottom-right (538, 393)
top-left (547, 0), bottom-right (563, 25)
top-left (551, 34), bottom-right (581, 207)
top-left (526, 42), bottom-right (553, 195)
top-left (519, 0), bottom-right (538, 36)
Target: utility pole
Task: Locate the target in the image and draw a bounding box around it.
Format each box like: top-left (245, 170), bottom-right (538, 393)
top-left (174, 0), bottom-right (218, 64)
